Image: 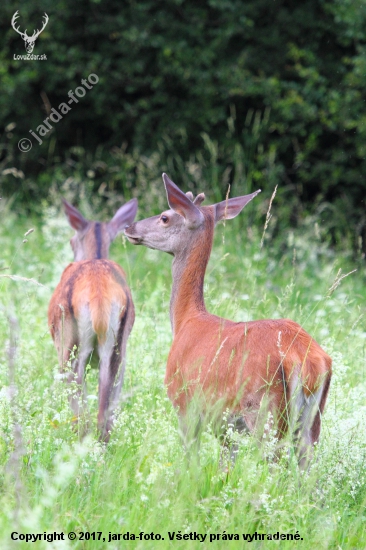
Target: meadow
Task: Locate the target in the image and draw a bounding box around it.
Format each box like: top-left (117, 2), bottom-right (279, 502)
top-left (0, 192), bottom-right (365, 549)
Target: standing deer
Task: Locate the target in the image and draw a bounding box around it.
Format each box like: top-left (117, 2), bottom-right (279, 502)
top-left (124, 174), bottom-right (332, 465)
top-left (48, 198), bottom-right (137, 442)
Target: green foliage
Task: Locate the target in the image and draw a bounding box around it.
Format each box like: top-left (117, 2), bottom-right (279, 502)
top-left (0, 203), bottom-right (365, 548)
top-left (1, 0), bottom-right (366, 247)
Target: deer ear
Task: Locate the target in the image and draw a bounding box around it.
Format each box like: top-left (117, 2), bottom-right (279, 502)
top-left (62, 199), bottom-right (89, 231)
top-left (214, 190), bottom-right (261, 224)
top-left (108, 198), bottom-right (138, 240)
top-left (193, 193), bottom-right (205, 206)
top-left (162, 173), bottom-right (204, 228)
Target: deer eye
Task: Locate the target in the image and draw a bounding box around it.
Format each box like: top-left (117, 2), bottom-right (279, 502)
top-left (160, 215), bottom-right (169, 224)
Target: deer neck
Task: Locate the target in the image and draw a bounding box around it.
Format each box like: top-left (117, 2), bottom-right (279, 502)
top-left (82, 223), bottom-right (110, 260)
top-left (170, 219), bottom-right (214, 336)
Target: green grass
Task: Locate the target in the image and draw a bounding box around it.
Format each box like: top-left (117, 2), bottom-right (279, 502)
top-left (0, 198), bottom-right (365, 549)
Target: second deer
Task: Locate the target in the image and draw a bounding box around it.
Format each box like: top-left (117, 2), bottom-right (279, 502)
top-left (125, 174), bottom-right (332, 465)
top-left (48, 198), bottom-right (137, 441)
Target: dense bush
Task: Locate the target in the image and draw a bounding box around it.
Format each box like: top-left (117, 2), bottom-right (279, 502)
top-left (1, 0), bottom-right (366, 248)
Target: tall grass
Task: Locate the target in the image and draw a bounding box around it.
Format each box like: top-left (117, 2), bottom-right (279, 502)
top-left (0, 192), bottom-right (365, 549)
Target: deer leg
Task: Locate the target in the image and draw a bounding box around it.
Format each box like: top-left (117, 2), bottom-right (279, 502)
top-left (292, 387), bottom-right (325, 469)
top-left (97, 303), bottom-right (132, 442)
top-left (70, 342), bottom-right (93, 436)
top-left (97, 338), bottom-right (116, 442)
top-left (106, 309), bottom-right (134, 435)
top-left (55, 309), bottom-right (93, 435)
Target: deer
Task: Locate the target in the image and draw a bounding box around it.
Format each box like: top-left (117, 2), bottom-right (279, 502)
top-left (124, 174), bottom-right (332, 466)
top-left (48, 198), bottom-right (137, 442)
top-left (11, 11), bottom-right (49, 54)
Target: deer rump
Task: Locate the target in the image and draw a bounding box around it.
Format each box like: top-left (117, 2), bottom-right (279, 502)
top-left (49, 259), bottom-right (132, 350)
top-left (166, 316), bottom-right (331, 444)
top-left (48, 258), bottom-right (134, 441)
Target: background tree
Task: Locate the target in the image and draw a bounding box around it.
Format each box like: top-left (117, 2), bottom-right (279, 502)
top-left (0, 0), bottom-right (365, 249)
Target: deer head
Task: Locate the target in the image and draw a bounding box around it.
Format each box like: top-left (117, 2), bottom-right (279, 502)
top-left (63, 198), bottom-right (138, 261)
top-left (125, 174), bottom-right (261, 256)
top-left (11, 11), bottom-right (49, 54)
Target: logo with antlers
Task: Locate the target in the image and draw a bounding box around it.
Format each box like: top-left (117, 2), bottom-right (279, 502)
top-left (11, 11), bottom-right (49, 54)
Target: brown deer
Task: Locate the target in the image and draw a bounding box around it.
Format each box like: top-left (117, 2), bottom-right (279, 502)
top-left (124, 174), bottom-right (332, 465)
top-left (48, 198), bottom-right (137, 441)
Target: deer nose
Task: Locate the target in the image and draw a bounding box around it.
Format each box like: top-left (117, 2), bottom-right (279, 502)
top-left (124, 223), bottom-right (136, 235)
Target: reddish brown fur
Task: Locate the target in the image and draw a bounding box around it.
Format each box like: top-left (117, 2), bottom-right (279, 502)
top-left (48, 260), bottom-right (135, 441)
top-left (80, 222), bottom-right (110, 260)
top-left (166, 208), bottom-right (332, 449)
top-left (125, 180), bottom-right (332, 463)
top-left (49, 198), bottom-right (137, 441)
top-left (167, 316), bottom-right (331, 429)
top-left (48, 260), bottom-right (132, 347)
top-left (125, 177), bottom-right (332, 463)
